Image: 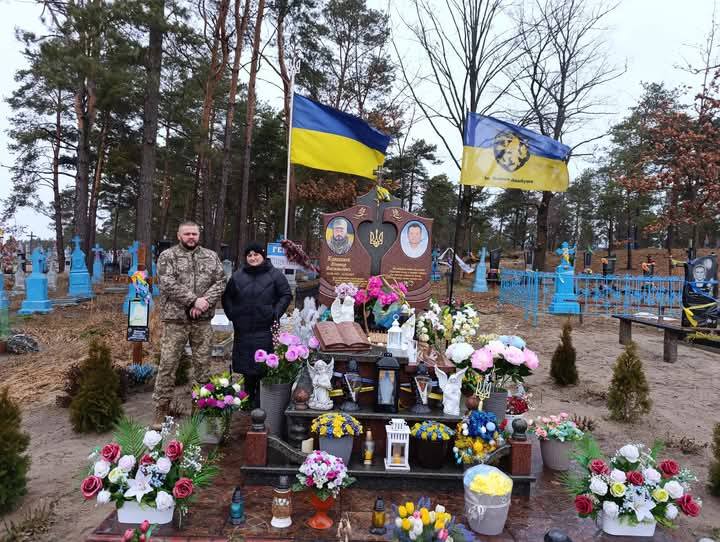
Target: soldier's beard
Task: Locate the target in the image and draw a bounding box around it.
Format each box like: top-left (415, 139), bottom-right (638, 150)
top-left (180, 240), bottom-right (198, 250)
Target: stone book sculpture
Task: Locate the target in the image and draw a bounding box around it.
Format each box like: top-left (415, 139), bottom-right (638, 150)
top-left (313, 321), bottom-right (371, 352)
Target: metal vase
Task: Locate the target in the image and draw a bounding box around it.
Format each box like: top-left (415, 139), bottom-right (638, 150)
top-left (540, 438), bottom-right (572, 471)
top-left (259, 382), bottom-right (292, 437)
top-left (483, 389), bottom-right (507, 425)
top-left (319, 435), bottom-right (354, 466)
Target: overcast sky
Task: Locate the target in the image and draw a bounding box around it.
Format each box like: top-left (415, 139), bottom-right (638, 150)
top-left (0, 0), bottom-right (717, 241)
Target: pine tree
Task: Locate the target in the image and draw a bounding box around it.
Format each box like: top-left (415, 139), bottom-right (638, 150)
top-left (607, 342), bottom-right (652, 422)
top-left (709, 423), bottom-right (720, 496)
top-left (550, 320), bottom-right (578, 386)
top-left (0, 387), bottom-right (31, 514)
top-left (70, 340), bottom-right (123, 433)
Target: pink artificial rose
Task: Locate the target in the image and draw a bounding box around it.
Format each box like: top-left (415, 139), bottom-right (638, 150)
top-left (238, 390), bottom-right (249, 400)
top-left (197, 398), bottom-right (207, 408)
top-left (368, 287), bottom-right (382, 298)
top-left (306, 475), bottom-right (314, 486)
top-left (278, 332), bottom-right (294, 346)
top-left (172, 477), bottom-right (193, 499)
top-left (398, 282), bottom-right (408, 294)
top-left (504, 346), bottom-right (525, 366)
top-left (298, 345), bottom-right (310, 359)
top-left (205, 383), bottom-right (215, 392)
top-left (101, 443), bottom-right (122, 463)
top-left (535, 428), bottom-right (548, 439)
top-left (368, 276), bottom-right (382, 289)
top-left (254, 349), bottom-right (268, 363)
top-left (224, 395), bottom-right (234, 405)
top-left (309, 336), bottom-right (320, 349)
top-left (80, 475), bottom-right (103, 499)
top-left (471, 347), bottom-right (494, 372)
top-left (285, 347), bottom-right (299, 362)
top-left (589, 459), bottom-right (610, 475)
top-left (290, 335), bottom-right (302, 346)
top-left (387, 292), bottom-right (399, 304)
top-left (266, 354), bottom-right (280, 368)
top-left (165, 440), bottom-right (184, 462)
top-left (524, 348), bottom-right (539, 369)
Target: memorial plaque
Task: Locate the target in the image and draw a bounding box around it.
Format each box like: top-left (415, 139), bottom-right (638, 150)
top-left (682, 254), bottom-right (719, 328)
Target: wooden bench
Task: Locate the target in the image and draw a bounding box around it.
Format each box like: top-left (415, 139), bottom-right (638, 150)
top-left (612, 315), bottom-right (720, 363)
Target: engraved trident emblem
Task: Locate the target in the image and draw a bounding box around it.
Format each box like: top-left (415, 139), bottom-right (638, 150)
top-left (369, 229), bottom-right (384, 248)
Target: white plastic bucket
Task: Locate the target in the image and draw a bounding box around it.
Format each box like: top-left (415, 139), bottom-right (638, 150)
top-left (463, 465), bottom-right (512, 536)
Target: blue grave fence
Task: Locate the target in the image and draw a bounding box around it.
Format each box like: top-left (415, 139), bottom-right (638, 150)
top-left (499, 269), bottom-right (684, 326)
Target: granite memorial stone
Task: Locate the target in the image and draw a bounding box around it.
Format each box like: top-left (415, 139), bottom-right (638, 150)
top-left (68, 235), bottom-right (94, 298)
top-left (19, 247), bottom-right (52, 315)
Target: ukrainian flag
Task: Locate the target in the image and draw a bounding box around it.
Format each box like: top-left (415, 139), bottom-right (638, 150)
top-left (460, 113), bottom-right (571, 192)
top-left (290, 94), bottom-right (391, 179)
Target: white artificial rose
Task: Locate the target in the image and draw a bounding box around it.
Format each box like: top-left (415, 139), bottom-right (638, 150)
top-left (219, 377), bottom-right (230, 387)
top-left (664, 503), bottom-right (679, 520)
top-left (589, 477), bottom-right (608, 496)
top-left (199, 387), bottom-right (210, 397)
top-left (468, 329), bottom-right (476, 336)
top-left (108, 467), bottom-right (127, 484)
top-left (96, 490), bottom-right (111, 504)
top-left (395, 517), bottom-right (402, 528)
top-left (435, 504), bottom-right (445, 514)
top-left (664, 480), bottom-right (684, 499)
top-left (409, 532), bottom-right (417, 541)
top-left (155, 490), bottom-right (175, 511)
top-left (143, 430), bottom-right (162, 449)
top-left (610, 469), bottom-right (627, 483)
top-left (94, 460), bottom-right (111, 479)
top-left (602, 501), bottom-right (619, 519)
top-left (233, 397), bottom-right (243, 406)
top-left (118, 455), bottom-right (136, 473)
top-left (618, 444), bottom-right (640, 463)
top-left (643, 468), bottom-right (661, 485)
top-left (156, 457), bottom-right (172, 474)
top-left (232, 383), bottom-right (241, 393)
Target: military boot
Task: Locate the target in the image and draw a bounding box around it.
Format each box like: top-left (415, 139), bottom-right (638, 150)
top-left (151, 400), bottom-right (171, 430)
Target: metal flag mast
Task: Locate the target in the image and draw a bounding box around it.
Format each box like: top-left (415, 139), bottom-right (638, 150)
top-left (283, 58), bottom-right (301, 240)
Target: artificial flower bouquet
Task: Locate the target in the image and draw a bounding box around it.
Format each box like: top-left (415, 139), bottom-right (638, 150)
top-left (191, 372), bottom-right (248, 416)
top-left (354, 275), bottom-right (408, 330)
top-left (81, 416), bottom-right (218, 520)
top-left (415, 299), bottom-right (480, 347)
top-left (392, 497), bottom-right (473, 542)
top-left (469, 335), bottom-right (539, 390)
top-left (410, 421), bottom-right (455, 441)
top-left (506, 395), bottom-right (530, 415)
top-left (310, 412), bottom-right (363, 439)
top-left (468, 469), bottom-right (513, 496)
top-left (291, 450), bottom-right (356, 501)
top-left (334, 282), bottom-right (358, 300)
top-left (453, 411), bottom-right (503, 464)
top-left (528, 412), bottom-right (584, 442)
top-left (565, 440), bottom-right (702, 531)
top-left (254, 326), bottom-right (316, 384)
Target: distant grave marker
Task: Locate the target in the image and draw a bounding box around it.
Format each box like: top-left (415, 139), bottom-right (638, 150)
top-left (18, 247), bottom-right (52, 315)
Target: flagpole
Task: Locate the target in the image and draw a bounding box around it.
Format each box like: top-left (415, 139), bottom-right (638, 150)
top-left (447, 180), bottom-right (464, 304)
top-left (283, 58), bottom-right (300, 240)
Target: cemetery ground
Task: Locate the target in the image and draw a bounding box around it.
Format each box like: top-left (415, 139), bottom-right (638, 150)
top-left (0, 283), bottom-right (719, 541)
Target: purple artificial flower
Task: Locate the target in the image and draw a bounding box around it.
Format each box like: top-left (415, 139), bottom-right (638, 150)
top-left (285, 347), bottom-right (299, 362)
top-left (266, 354), bottom-right (280, 368)
top-left (278, 332), bottom-right (294, 346)
top-left (197, 398), bottom-right (207, 408)
top-left (298, 345), bottom-right (310, 359)
top-left (254, 349), bottom-right (268, 363)
top-left (224, 395), bottom-right (234, 405)
top-left (205, 383), bottom-right (215, 392)
top-left (308, 336), bottom-right (320, 349)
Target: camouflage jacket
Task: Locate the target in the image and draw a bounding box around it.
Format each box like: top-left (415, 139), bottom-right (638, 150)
top-left (157, 244), bottom-right (225, 322)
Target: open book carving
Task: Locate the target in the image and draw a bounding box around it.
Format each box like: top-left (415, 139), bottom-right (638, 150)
top-left (313, 321), bottom-right (371, 352)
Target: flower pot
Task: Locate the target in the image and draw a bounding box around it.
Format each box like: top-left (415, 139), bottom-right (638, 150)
top-left (198, 414), bottom-right (228, 445)
top-left (413, 437), bottom-right (450, 469)
top-left (463, 465), bottom-right (512, 536)
top-left (319, 435), bottom-right (354, 466)
top-left (504, 414), bottom-right (524, 434)
top-left (540, 438), bottom-right (572, 471)
top-left (260, 382), bottom-right (292, 437)
top-left (483, 389), bottom-right (507, 425)
top-left (117, 501), bottom-right (174, 525)
top-left (600, 512), bottom-right (656, 537)
top-left (307, 494), bottom-right (335, 530)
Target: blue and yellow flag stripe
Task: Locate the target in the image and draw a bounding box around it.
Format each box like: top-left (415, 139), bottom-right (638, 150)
top-left (290, 94), bottom-right (391, 179)
top-left (460, 113), bottom-right (571, 192)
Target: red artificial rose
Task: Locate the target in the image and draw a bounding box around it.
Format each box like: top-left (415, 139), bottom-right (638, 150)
top-left (173, 477), bottom-right (194, 499)
top-left (165, 440), bottom-right (184, 462)
top-left (574, 495), bottom-right (593, 516)
top-left (101, 443), bottom-right (122, 463)
top-left (626, 471), bottom-right (644, 486)
top-left (140, 454), bottom-right (155, 466)
top-left (677, 494), bottom-right (701, 517)
top-left (659, 459), bottom-right (680, 478)
top-left (589, 459), bottom-right (610, 475)
top-left (80, 475), bottom-right (104, 499)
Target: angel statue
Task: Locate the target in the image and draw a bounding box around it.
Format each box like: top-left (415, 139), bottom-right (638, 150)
top-left (308, 358), bottom-right (335, 410)
top-left (435, 367), bottom-right (467, 417)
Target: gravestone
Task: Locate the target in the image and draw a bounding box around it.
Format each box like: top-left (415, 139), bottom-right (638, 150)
top-left (123, 241), bottom-right (141, 313)
top-left (681, 254), bottom-right (718, 328)
top-left (46, 248), bottom-right (58, 292)
top-left (583, 251), bottom-right (592, 273)
top-left (92, 244), bottom-right (104, 284)
top-left (472, 247), bottom-right (488, 293)
top-left (19, 248), bottom-right (52, 315)
top-left (318, 187), bottom-right (433, 309)
top-left (64, 246), bottom-right (71, 269)
top-left (548, 241), bottom-right (579, 314)
top-left (523, 247), bottom-right (534, 271)
top-left (487, 248), bottom-right (502, 284)
top-left (602, 255), bottom-right (616, 277)
top-left (0, 269), bottom-right (9, 312)
top-left (12, 255), bottom-right (25, 295)
top-left (151, 245), bottom-right (160, 296)
top-left (68, 235), bottom-right (94, 298)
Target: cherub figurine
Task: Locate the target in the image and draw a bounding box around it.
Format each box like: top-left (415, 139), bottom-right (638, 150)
top-left (435, 367), bottom-right (467, 416)
top-left (308, 358), bottom-right (335, 410)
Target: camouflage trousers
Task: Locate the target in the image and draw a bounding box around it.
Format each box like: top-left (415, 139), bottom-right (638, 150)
top-left (153, 320), bottom-right (213, 406)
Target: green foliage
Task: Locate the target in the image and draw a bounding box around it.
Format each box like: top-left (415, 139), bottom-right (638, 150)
top-left (550, 320), bottom-right (578, 386)
top-left (0, 387), bottom-right (31, 515)
top-left (69, 340), bottom-right (123, 433)
top-left (113, 417), bottom-right (147, 459)
top-left (709, 423), bottom-right (720, 496)
top-left (559, 435), bottom-right (603, 497)
top-left (606, 342), bottom-right (652, 422)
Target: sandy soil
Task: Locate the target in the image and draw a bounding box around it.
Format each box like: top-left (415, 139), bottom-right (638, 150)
top-left (0, 285), bottom-right (718, 541)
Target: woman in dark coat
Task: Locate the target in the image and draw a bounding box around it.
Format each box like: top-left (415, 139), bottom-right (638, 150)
top-left (222, 242), bottom-right (292, 407)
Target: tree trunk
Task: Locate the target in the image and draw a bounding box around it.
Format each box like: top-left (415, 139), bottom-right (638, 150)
top-left (534, 191), bottom-right (553, 271)
top-left (236, 0), bottom-right (266, 259)
top-left (53, 88), bottom-right (65, 273)
top-left (158, 125), bottom-right (172, 240)
top-left (215, 0), bottom-right (251, 252)
top-left (112, 198), bottom-right (120, 265)
top-left (408, 169), bottom-right (415, 213)
top-left (608, 218), bottom-right (614, 256)
top-left (73, 79), bottom-right (95, 255)
top-left (136, 0), bottom-right (165, 269)
top-left (87, 111), bottom-right (110, 269)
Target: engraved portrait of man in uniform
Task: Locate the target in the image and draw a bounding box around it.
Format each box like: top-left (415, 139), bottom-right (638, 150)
top-left (326, 217), bottom-right (354, 255)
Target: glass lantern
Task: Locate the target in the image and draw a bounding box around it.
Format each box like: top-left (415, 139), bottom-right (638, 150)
top-left (384, 418), bottom-right (410, 471)
top-left (375, 352), bottom-right (400, 413)
top-left (387, 316), bottom-right (404, 356)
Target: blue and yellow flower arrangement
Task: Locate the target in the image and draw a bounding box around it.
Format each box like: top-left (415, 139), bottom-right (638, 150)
top-left (310, 412), bottom-right (363, 439)
top-left (453, 411), bottom-right (502, 464)
top-left (410, 421), bottom-right (455, 441)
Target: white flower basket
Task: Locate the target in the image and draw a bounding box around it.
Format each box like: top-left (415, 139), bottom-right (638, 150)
top-left (600, 512), bottom-right (656, 537)
top-left (117, 500), bottom-right (174, 525)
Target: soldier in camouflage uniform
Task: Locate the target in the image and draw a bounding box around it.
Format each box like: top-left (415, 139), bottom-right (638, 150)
top-left (152, 221), bottom-right (225, 426)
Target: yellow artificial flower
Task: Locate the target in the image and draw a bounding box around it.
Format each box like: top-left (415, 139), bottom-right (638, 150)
top-left (610, 482), bottom-right (627, 498)
top-left (405, 502), bottom-right (415, 515)
top-left (652, 488), bottom-right (669, 502)
top-left (401, 518), bottom-right (411, 531)
top-left (398, 505), bottom-right (407, 518)
top-left (434, 518), bottom-right (446, 530)
top-left (469, 471), bottom-right (513, 496)
top-left (421, 508), bottom-right (430, 525)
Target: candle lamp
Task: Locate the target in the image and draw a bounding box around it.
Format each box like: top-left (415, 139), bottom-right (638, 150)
top-left (363, 429), bottom-right (375, 465)
top-left (229, 487), bottom-right (245, 525)
top-left (409, 360), bottom-right (432, 414)
top-left (270, 475), bottom-right (292, 528)
top-left (340, 358), bottom-right (363, 412)
top-left (369, 496), bottom-right (387, 535)
top-left (384, 418), bottom-right (410, 471)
